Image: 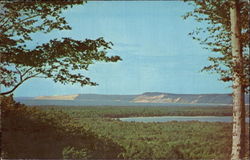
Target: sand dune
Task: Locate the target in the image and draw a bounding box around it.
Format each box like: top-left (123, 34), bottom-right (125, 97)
top-left (35, 94), bottom-right (79, 100)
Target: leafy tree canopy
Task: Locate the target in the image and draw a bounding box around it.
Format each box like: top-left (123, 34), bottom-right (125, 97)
top-left (0, 1), bottom-right (121, 95)
top-left (183, 0), bottom-right (249, 92)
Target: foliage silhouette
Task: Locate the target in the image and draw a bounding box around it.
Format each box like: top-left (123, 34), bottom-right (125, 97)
top-left (183, 0), bottom-right (249, 91)
top-left (1, 96), bottom-right (124, 159)
top-left (183, 1), bottom-right (249, 158)
top-left (0, 1), bottom-right (121, 95)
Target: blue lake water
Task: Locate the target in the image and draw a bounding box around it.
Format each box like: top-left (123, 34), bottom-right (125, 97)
top-left (119, 116), bottom-right (250, 123)
top-left (15, 99), bottom-right (231, 107)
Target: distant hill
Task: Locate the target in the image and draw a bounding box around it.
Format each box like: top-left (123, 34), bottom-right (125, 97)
top-left (15, 92), bottom-right (250, 106)
top-left (132, 92), bottom-right (235, 104)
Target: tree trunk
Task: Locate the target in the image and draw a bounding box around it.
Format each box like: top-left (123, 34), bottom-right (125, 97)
top-left (230, 0), bottom-right (246, 159)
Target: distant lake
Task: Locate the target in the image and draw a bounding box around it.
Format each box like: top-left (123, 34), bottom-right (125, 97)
top-left (119, 116), bottom-right (250, 123)
top-left (15, 99), bottom-right (231, 107)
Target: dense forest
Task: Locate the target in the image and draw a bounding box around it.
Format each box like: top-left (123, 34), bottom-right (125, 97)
top-left (39, 105), bottom-right (249, 118)
top-left (1, 96), bottom-right (249, 159)
top-left (1, 96), bottom-right (124, 159)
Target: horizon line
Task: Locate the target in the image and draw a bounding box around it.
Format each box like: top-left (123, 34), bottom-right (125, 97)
top-left (14, 92), bottom-right (234, 97)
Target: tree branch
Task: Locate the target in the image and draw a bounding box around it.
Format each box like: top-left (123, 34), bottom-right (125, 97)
top-left (22, 67), bottom-right (34, 77)
top-left (15, 66), bottom-right (23, 82)
top-left (1, 13), bottom-right (42, 34)
top-left (0, 17), bottom-right (10, 29)
top-left (0, 80), bottom-right (24, 96)
top-left (0, 72), bottom-right (41, 96)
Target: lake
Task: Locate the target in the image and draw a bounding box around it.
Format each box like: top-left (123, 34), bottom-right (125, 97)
top-left (15, 99), bottom-right (230, 107)
top-left (119, 116), bottom-right (250, 123)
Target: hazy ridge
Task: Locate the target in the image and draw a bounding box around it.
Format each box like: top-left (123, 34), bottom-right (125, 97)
top-left (15, 92), bottom-right (249, 105)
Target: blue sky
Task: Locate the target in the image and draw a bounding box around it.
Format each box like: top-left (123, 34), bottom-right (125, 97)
top-left (13, 1), bottom-right (232, 97)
